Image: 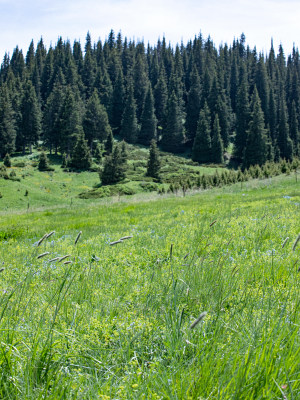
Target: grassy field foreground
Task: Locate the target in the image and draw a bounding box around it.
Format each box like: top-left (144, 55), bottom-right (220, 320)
top-left (0, 176), bottom-right (300, 399)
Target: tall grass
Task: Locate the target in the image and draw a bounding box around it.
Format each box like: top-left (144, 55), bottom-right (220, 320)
top-left (0, 177), bottom-right (299, 398)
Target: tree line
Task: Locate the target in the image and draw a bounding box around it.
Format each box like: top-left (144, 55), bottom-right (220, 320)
top-left (0, 30), bottom-right (299, 168)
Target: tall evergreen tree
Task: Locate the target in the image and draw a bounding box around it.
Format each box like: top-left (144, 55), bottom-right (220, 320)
top-left (18, 80), bottom-right (41, 153)
top-left (146, 139), bottom-right (161, 179)
top-left (120, 79), bottom-right (138, 143)
top-left (161, 91), bottom-right (185, 153)
top-left (192, 104), bottom-right (211, 163)
top-left (0, 85), bottom-right (16, 157)
top-left (211, 114), bottom-right (224, 163)
top-left (139, 84), bottom-right (157, 145)
top-left (83, 89), bottom-right (112, 150)
top-left (110, 66), bottom-right (125, 133)
top-left (277, 95), bottom-right (293, 160)
top-left (69, 132), bottom-right (92, 170)
top-left (243, 87), bottom-right (268, 168)
top-left (186, 66), bottom-right (201, 143)
top-left (234, 66), bottom-right (250, 161)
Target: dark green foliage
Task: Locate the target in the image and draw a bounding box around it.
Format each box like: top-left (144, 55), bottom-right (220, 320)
top-left (38, 151), bottom-right (52, 171)
top-left (3, 153), bottom-right (11, 167)
top-left (105, 130), bottom-right (114, 154)
top-left (83, 89), bottom-right (112, 150)
top-left (61, 153), bottom-right (67, 168)
top-left (146, 139), bottom-right (161, 179)
top-left (101, 143), bottom-right (126, 184)
top-left (94, 143), bottom-right (103, 163)
top-left (211, 115), bottom-right (224, 163)
top-left (139, 85), bottom-right (157, 145)
top-left (161, 91), bottom-right (185, 153)
top-left (192, 104), bottom-right (211, 163)
top-left (0, 86), bottom-right (16, 157)
top-left (69, 132), bottom-right (92, 170)
top-left (243, 87), bottom-right (268, 168)
top-left (120, 80), bottom-right (138, 143)
top-left (1, 31), bottom-right (300, 170)
top-left (277, 96), bottom-right (293, 160)
top-left (234, 66), bottom-right (250, 160)
top-left (186, 67), bottom-right (201, 143)
top-left (18, 80), bottom-right (41, 153)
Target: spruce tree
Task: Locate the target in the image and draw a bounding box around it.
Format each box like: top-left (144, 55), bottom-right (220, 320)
top-left (277, 95), bottom-right (293, 160)
top-left (101, 143), bottom-right (126, 184)
top-left (211, 115), bottom-right (224, 163)
top-left (3, 153), bottom-right (11, 167)
top-left (19, 80), bottom-right (41, 154)
top-left (146, 139), bottom-right (161, 179)
top-left (105, 130), bottom-right (114, 154)
top-left (192, 105), bottom-right (211, 163)
top-left (69, 132), bottom-right (92, 170)
top-left (139, 84), bottom-right (157, 145)
top-left (290, 100), bottom-right (299, 154)
top-left (120, 79), bottom-right (138, 143)
top-left (234, 66), bottom-right (250, 161)
top-left (161, 91), bottom-right (185, 153)
top-left (0, 85), bottom-right (16, 157)
top-left (186, 66), bottom-right (201, 144)
top-left (243, 87), bottom-right (268, 168)
top-left (110, 66), bottom-right (125, 133)
top-left (154, 66), bottom-right (168, 130)
top-left (38, 151), bottom-right (51, 171)
top-left (83, 89), bottom-right (112, 150)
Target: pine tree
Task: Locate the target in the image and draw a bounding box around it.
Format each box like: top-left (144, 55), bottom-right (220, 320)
top-left (120, 80), bottom-right (138, 143)
top-left (192, 105), bottom-right (211, 163)
top-left (243, 87), bottom-right (268, 168)
top-left (0, 85), bottom-right (16, 157)
top-left (69, 132), bottom-right (92, 170)
top-left (234, 66), bottom-right (250, 161)
top-left (290, 100), bottom-right (299, 154)
top-left (161, 91), bottom-right (185, 153)
top-left (154, 66), bottom-right (168, 130)
top-left (43, 82), bottom-right (65, 154)
top-left (38, 151), bottom-right (51, 171)
top-left (18, 80), bottom-right (41, 154)
top-left (110, 66), bottom-right (125, 133)
top-left (101, 143), bottom-right (126, 184)
top-left (105, 130), bottom-right (114, 154)
top-left (3, 153), bottom-right (11, 167)
top-left (186, 66), bottom-right (201, 143)
top-left (146, 139), bottom-right (161, 179)
top-left (83, 89), bottom-right (112, 150)
top-left (277, 95), bottom-right (293, 160)
top-left (211, 115), bottom-right (224, 163)
top-left (139, 84), bottom-right (157, 145)
top-left (134, 53), bottom-right (149, 121)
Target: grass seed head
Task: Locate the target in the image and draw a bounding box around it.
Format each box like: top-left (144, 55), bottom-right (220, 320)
top-left (37, 252), bottom-right (50, 259)
top-left (46, 231), bottom-right (55, 239)
top-left (63, 261), bottom-right (72, 265)
top-left (58, 255), bottom-right (71, 262)
top-left (292, 234), bottom-right (300, 251)
top-left (282, 237), bottom-right (289, 248)
top-left (75, 231), bottom-right (82, 245)
top-left (119, 236), bottom-right (133, 241)
top-left (49, 257), bottom-right (60, 262)
top-left (190, 312), bottom-right (207, 329)
top-left (37, 233), bottom-right (48, 246)
top-left (109, 240), bottom-right (122, 245)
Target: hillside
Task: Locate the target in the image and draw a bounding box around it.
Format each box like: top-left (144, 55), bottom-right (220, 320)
top-left (0, 174), bottom-right (299, 398)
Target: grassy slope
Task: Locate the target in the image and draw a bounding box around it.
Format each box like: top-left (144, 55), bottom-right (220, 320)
top-left (0, 148), bottom-right (223, 212)
top-left (0, 173), bottom-right (299, 399)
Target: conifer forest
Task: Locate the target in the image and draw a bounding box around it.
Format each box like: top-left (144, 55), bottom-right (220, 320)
top-left (0, 31), bottom-right (300, 167)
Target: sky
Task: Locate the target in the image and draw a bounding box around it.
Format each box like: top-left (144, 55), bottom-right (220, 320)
top-left (0, 0), bottom-right (299, 60)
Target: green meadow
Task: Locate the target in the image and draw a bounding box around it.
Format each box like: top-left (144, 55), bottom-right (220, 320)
top-left (0, 171), bottom-right (300, 399)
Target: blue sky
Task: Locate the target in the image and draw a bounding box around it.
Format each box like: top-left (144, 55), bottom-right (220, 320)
top-left (0, 0), bottom-right (299, 60)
